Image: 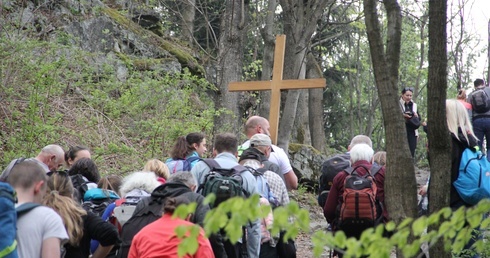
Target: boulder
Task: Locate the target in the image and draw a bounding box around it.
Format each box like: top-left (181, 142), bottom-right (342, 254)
top-left (288, 143), bottom-right (327, 185)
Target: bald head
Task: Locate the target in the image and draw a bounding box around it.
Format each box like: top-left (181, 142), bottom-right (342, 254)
top-left (244, 116), bottom-right (270, 138)
top-left (37, 144), bottom-right (65, 171)
top-left (348, 135), bottom-right (372, 150)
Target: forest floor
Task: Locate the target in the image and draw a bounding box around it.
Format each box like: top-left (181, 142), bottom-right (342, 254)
top-left (292, 167), bottom-right (430, 258)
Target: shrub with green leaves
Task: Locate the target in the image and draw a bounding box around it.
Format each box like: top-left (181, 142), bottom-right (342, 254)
top-left (0, 38), bottom-right (220, 174)
top-left (172, 196), bottom-right (490, 258)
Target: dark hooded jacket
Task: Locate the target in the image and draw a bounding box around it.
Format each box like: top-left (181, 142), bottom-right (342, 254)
top-left (117, 182), bottom-right (226, 258)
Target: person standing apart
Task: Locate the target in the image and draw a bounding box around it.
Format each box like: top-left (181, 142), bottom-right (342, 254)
top-left (468, 78), bottom-right (490, 158)
top-left (400, 87), bottom-right (421, 158)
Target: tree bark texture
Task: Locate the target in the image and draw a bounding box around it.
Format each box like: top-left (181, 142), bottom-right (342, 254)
top-left (257, 0), bottom-right (277, 119)
top-left (427, 0), bottom-right (452, 257)
top-left (306, 53), bottom-right (326, 151)
top-left (277, 0), bottom-right (332, 150)
top-left (214, 0), bottom-right (248, 135)
top-left (180, 0), bottom-right (196, 46)
top-left (363, 2), bottom-right (419, 257)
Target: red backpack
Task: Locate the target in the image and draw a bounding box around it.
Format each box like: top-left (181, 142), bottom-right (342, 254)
top-left (337, 165), bottom-right (381, 235)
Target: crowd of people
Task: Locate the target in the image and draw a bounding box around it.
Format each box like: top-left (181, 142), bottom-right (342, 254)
top-left (1, 79), bottom-right (486, 258)
top-left (0, 115), bottom-right (298, 258)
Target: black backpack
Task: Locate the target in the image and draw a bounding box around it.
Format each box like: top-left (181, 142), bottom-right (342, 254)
top-left (318, 153), bottom-right (350, 208)
top-left (70, 174), bottom-right (97, 203)
top-left (197, 159), bottom-right (250, 208)
top-left (471, 87), bottom-right (490, 113)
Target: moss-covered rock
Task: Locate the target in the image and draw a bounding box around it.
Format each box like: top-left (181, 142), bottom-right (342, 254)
top-left (102, 8), bottom-right (204, 75)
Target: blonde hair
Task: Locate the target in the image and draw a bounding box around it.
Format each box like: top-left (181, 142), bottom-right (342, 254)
top-left (373, 151), bottom-right (386, 166)
top-left (143, 159), bottom-right (170, 180)
top-left (446, 99), bottom-right (477, 143)
top-left (43, 172), bottom-right (86, 246)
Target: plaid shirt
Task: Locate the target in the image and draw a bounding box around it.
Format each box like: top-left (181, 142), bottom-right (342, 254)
top-left (263, 170), bottom-right (289, 206)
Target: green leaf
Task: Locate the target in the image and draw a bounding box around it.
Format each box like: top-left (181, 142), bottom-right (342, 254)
top-left (412, 217), bottom-right (427, 236)
top-left (385, 221), bottom-right (396, 231)
top-left (334, 231), bottom-right (347, 248)
top-left (397, 217), bottom-right (414, 230)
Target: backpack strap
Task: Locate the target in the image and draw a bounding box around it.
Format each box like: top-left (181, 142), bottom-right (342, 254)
top-left (186, 156), bottom-right (200, 164)
top-left (344, 164), bottom-right (373, 177)
top-left (201, 159), bottom-right (221, 171)
top-left (370, 164), bottom-right (383, 177)
top-left (16, 202), bottom-right (40, 218)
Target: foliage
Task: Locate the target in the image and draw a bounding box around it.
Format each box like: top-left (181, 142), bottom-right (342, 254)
top-left (173, 196), bottom-right (490, 258)
top-left (0, 38), bottom-right (220, 175)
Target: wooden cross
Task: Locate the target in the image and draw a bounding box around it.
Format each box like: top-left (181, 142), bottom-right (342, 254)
top-left (228, 35), bottom-right (326, 144)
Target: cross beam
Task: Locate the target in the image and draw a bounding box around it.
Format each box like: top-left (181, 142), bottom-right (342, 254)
top-left (228, 35), bottom-right (326, 144)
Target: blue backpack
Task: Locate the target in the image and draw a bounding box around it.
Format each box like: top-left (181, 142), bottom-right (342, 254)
top-left (454, 148), bottom-right (490, 205)
top-left (0, 182), bottom-right (40, 258)
top-left (165, 156), bottom-right (200, 174)
top-left (248, 167), bottom-right (280, 208)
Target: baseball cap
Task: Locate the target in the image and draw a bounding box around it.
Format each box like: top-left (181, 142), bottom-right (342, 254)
top-left (238, 148), bottom-right (267, 163)
top-left (250, 134), bottom-right (273, 150)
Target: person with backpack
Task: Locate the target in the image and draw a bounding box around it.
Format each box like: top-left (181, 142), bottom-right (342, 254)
top-left (43, 171), bottom-right (120, 258)
top-left (468, 78), bottom-right (490, 160)
top-left (67, 158), bottom-right (101, 203)
top-left (166, 132), bottom-right (208, 173)
top-left (191, 133), bottom-right (261, 258)
top-left (1, 144), bottom-right (65, 181)
top-left (323, 143), bottom-right (385, 250)
top-left (128, 196), bottom-right (215, 258)
top-left (429, 99), bottom-right (482, 256)
top-left (239, 116), bottom-right (298, 190)
top-left (400, 87), bottom-right (421, 158)
top-left (6, 160), bottom-right (68, 258)
top-left (239, 150), bottom-right (283, 258)
top-left (317, 135), bottom-right (373, 208)
top-left (117, 171), bottom-right (225, 258)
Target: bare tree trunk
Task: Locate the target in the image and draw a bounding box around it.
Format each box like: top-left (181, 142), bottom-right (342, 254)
top-left (414, 12), bottom-right (428, 102)
top-left (181, 0), bottom-right (196, 46)
top-left (276, 0), bottom-right (332, 150)
top-left (364, 1), bottom-right (418, 257)
top-left (427, 0), bottom-right (452, 257)
top-left (307, 53), bottom-right (326, 151)
top-left (293, 89), bottom-right (311, 145)
top-left (292, 53), bottom-right (309, 144)
top-left (257, 0), bottom-right (277, 119)
top-left (214, 0), bottom-right (248, 135)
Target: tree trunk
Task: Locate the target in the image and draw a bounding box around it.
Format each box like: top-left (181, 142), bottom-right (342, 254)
top-left (214, 0), bottom-right (248, 135)
top-left (427, 0), bottom-right (452, 257)
top-left (363, 1), bottom-right (418, 257)
top-left (181, 0), bottom-right (196, 46)
top-left (257, 0), bottom-right (277, 119)
top-left (307, 53), bottom-right (326, 151)
top-left (276, 0), bottom-right (332, 150)
top-left (414, 13), bottom-right (428, 100)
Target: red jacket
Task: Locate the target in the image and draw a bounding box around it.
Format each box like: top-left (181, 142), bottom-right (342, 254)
top-left (323, 160), bottom-right (387, 225)
top-left (128, 213), bottom-right (215, 258)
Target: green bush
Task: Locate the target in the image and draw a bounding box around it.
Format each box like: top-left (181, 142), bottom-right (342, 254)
top-left (0, 38), bottom-right (219, 174)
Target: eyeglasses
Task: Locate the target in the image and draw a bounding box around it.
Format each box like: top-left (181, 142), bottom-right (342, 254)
top-left (47, 170), bottom-right (69, 177)
top-left (403, 87), bottom-right (414, 92)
